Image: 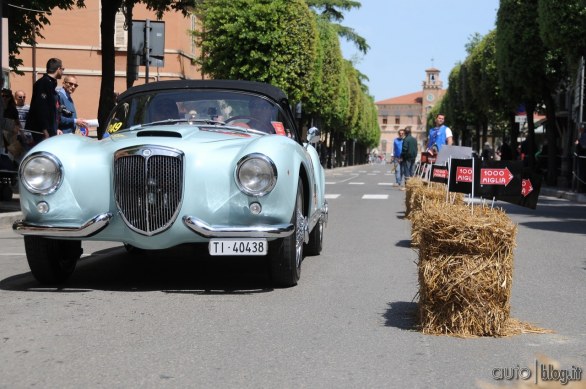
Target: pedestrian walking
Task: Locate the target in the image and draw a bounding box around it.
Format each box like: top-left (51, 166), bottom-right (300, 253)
top-left (392, 129), bottom-right (404, 186)
top-left (400, 128), bottom-right (418, 189)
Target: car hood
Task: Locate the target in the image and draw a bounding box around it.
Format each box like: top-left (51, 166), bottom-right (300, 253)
top-left (108, 124), bottom-right (262, 144)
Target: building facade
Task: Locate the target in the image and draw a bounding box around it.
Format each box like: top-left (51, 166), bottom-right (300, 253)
top-left (375, 68), bottom-right (445, 158)
top-left (8, 1), bottom-right (200, 125)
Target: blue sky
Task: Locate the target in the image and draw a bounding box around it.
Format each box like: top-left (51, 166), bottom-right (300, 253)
top-left (339, 0), bottom-right (500, 102)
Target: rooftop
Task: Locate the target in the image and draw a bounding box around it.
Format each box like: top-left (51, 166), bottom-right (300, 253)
top-left (375, 91), bottom-right (422, 105)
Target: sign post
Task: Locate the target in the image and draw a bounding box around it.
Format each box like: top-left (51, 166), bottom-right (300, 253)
top-left (131, 19), bottom-right (165, 84)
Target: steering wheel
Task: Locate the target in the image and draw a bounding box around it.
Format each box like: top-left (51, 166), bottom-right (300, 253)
top-left (226, 115), bottom-right (264, 129)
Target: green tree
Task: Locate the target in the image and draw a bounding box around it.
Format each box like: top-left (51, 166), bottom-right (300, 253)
top-left (306, 0), bottom-right (369, 54)
top-left (304, 17), bottom-right (345, 135)
top-left (465, 30), bottom-right (509, 148)
top-left (497, 0), bottom-right (567, 183)
top-left (438, 64), bottom-right (470, 146)
top-left (496, 0), bottom-right (548, 169)
top-left (538, 0), bottom-right (586, 70)
top-left (537, 0), bottom-right (584, 184)
top-left (193, 0), bottom-right (318, 103)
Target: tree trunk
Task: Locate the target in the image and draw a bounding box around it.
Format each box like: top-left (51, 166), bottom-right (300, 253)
top-left (525, 103), bottom-right (536, 169)
top-left (125, 1), bottom-right (137, 89)
top-left (97, 0), bottom-right (123, 139)
top-left (509, 112), bottom-right (519, 159)
top-left (544, 94), bottom-right (558, 186)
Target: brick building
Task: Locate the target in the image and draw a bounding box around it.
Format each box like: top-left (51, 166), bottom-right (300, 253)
top-left (8, 1), bottom-right (200, 127)
top-left (375, 68), bottom-right (446, 159)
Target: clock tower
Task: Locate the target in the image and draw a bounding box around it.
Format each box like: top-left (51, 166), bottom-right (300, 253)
top-left (422, 68), bottom-right (443, 118)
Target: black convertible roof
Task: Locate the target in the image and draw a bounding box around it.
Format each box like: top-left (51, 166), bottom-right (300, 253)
top-left (119, 79), bottom-right (289, 104)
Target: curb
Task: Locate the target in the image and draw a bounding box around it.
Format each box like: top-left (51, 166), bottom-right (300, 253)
top-left (540, 187), bottom-right (586, 203)
top-left (0, 211), bottom-right (21, 230)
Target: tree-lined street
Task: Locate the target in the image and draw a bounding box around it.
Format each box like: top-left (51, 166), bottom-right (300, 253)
top-left (1, 164), bottom-right (584, 388)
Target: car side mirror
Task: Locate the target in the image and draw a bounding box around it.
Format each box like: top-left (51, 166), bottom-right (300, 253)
top-left (306, 127), bottom-right (320, 145)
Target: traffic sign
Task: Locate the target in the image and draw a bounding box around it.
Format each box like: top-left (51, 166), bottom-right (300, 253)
top-left (456, 166), bottom-right (473, 183)
top-left (480, 167), bottom-right (513, 186)
top-left (521, 179), bottom-right (533, 197)
top-left (515, 115), bottom-right (527, 123)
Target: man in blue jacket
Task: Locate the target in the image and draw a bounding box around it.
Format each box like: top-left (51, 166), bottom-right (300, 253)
top-left (57, 75), bottom-right (88, 134)
top-left (392, 129), bottom-right (404, 186)
top-left (426, 113), bottom-right (453, 155)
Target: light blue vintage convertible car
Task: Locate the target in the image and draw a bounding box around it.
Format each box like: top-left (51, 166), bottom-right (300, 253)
top-left (13, 80), bottom-right (328, 287)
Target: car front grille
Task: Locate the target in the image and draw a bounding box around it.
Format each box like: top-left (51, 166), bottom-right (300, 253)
top-left (114, 146), bottom-right (184, 236)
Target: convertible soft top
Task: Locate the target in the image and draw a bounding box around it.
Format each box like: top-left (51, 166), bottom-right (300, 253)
top-left (119, 79), bottom-right (290, 105)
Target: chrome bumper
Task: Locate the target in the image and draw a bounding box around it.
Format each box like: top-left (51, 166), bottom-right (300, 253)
top-left (183, 216), bottom-right (294, 239)
top-left (12, 213), bottom-right (113, 238)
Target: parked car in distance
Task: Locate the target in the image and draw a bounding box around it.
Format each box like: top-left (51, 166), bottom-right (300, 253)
top-left (13, 80), bottom-right (328, 287)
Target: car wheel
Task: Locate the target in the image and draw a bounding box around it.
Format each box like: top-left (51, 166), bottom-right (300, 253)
top-left (24, 236), bottom-right (82, 284)
top-left (269, 179), bottom-right (304, 287)
top-left (305, 217), bottom-right (323, 256)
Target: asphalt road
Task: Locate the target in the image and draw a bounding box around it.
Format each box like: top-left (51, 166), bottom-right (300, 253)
top-left (0, 164), bottom-right (585, 388)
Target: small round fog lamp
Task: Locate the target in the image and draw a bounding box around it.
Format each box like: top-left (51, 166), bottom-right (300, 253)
top-left (36, 201), bottom-right (50, 214)
top-left (249, 202), bottom-right (262, 215)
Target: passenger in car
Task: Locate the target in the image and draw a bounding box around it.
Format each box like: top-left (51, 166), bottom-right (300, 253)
top-left (246, 99), bottom-right (276, 134)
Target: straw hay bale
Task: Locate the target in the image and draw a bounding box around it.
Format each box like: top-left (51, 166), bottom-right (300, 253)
top-left (408, 182), bottom-right (464, 247)
top-left (417, 202), bottom-right (518, 336)
top-left (406, 180), bottom-right (464, 220)
top-left (404, 177), bottom-right (425, 218)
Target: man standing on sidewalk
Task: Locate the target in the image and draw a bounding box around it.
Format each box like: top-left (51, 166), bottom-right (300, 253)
top-left (25, 58), bottom-right (64, 144)
top-left (57, 75), bottom-right (88, 135)
top-left (14, 90), bottom-right (29, 129)
top-left (400, 128), bottom-right (418, 188)
top-left (392, 129), bottom-right (404, 186)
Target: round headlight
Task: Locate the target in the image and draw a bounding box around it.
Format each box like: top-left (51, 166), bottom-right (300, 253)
top-left (235, 154), bottom-right (277, 196)
top-left (20, 153), bottom-right (63, 195)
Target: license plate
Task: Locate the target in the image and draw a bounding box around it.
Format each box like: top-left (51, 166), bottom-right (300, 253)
top-left (209, 239), bottom-right (268, 256)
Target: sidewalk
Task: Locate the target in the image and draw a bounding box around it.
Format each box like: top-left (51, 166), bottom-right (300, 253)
top-left (0, 193), bottom-right (21, 229)
top-left (539, 185), bottom-right (586, 203)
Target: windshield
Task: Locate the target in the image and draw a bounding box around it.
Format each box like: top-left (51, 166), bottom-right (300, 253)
top-left (105, 90), bottom-right (296, 139)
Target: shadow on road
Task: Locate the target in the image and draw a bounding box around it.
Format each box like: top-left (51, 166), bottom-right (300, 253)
top-left (382, 301), bottom-right (419, 331)
top-left (395, 239), bottom-right (412, 248)
top-left (498, 198), bottom-right (586, 234)
top-left (0, 244), bottom-right (277, 294)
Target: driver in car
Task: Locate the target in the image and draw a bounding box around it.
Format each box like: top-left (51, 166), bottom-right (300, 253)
top-left (152, 98), bottom-right (179, 122)
top-left (230, 98), bottom-right (276, 134)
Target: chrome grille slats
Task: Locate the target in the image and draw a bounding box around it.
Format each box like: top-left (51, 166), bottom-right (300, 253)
top-left (114, 146), bottom-right (183, 235)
